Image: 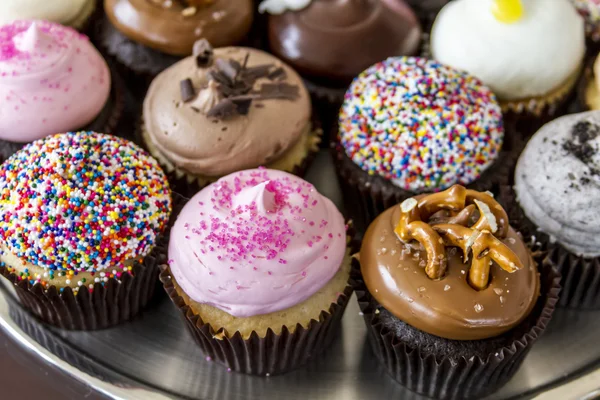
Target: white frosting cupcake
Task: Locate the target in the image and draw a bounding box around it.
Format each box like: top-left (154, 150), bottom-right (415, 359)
top-left (0, 0), bottom-right (96, 30)
top-left (431, 0), bottom-right (585, 101)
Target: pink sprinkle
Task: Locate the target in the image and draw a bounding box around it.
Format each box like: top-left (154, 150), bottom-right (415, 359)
top-left (268, 271), bottom-right (272, 275)
top-left (205, 356), bottom-right (212, 362)
top-left (168, 259), bottom-right (174, 264)
top-left (301, 271), bottom-right (307, 277)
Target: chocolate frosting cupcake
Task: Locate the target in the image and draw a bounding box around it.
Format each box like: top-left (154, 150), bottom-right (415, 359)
top-left (264, 0), bottom-right (422, 85)
top-left (105, 0), bottom-right (254, 56)
top-left (361, 186), bottom-right (539, 340)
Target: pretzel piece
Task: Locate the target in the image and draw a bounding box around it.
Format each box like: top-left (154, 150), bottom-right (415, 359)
top-left (395, 199), bottom-right (448, 279)
top-left (466, 190), bottom-right (508, 238)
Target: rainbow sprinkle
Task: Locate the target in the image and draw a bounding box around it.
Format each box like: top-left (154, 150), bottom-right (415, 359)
top-left (0, 132), bottom-right (171, 275)
top-left (338, 57), bottom-right (504, 193)
top-left (571, 0), bottom-right (600, 42)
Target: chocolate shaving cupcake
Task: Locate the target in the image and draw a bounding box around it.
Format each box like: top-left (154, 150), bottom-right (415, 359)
top-left (333, 56), bottom-right (512, 234)
top-left (356, 185), bottom-right (559, 399)
top-left (161, 168), bottom-right (353, 375)
top-left (513, 111), bottom-right (600, 308)
top-left (259, 0), bottom-right (422, 138)
top-left (0, 132), bottom-right (172, 330)
top-left (430, 0), bottom-right (585, 136)
top-left (99, 0), bottom-right (254, 84)
top-left (140, 41), bottom-right (320, 197)
top-left (0, 20), bottom-right (123, 162)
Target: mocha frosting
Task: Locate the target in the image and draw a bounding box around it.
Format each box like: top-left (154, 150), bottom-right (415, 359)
top-left (265, 0), bottom-right (422, 85)
top-left (104, 0), bottom-right (253, 56)
top-left (515, 111), bottom-right (600, 258)
top-left (360, 188), bottom-right (539, 341)
top-left (143, 46), bottom-right (312, 178)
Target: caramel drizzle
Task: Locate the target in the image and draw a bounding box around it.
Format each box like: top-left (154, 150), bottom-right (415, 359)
top-left (394, 185), bottom-right (522, 290)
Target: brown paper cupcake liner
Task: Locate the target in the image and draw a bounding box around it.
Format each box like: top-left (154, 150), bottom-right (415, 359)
top-left (353, 254), bottom-right (561, 400)
top-left (303, 79), bottom-right (346, 146)
top-left (0, 238), bottom-right (166, 331)
top-left (137, 118), bottom-right (322, 198)
top-left (500, 186), bottom-right (600, 309)
top-left (331, 138), bottom-right (516, 235)
top-left (0, 62), bottom-right (125, 163)
top-left (161, 265), bottom-right (353, 376)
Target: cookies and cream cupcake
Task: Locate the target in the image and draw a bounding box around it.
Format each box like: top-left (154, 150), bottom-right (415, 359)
top-left (334, 56), bottom-right (508, 233)
top-left (356, 185), bottom-right (559, 399)
top-left (141, 41), bottom-right (319, 196)
top-left (0, 0), bottom-right (97, 31)
top-left (514, 111), bottom-right (600, 308)
top-left (0, 132), bottom-right (172, 330)
top-left (431, 0), bottom-right (585, 120)
top-left (0, 20), bottom-right (122, 161)
top-left (100, 0), bottom-right (254, 80)
top-left (161, 168), bottom-right (353, 375)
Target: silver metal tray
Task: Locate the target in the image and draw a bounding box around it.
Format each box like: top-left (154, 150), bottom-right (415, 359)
top-left (0, 151), bottom-right (600, 400)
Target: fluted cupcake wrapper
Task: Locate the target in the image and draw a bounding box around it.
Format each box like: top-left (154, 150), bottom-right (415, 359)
top-left (0, 241), bottom-right (165, 330)
top-left (500, 186), bottom-right (600, 309)
top-left (353, 256), bottom-right (561, 400)
top-left (331, 138), bottom-right (516, 235)
top-left (160, 264), bottom-right (354, 376)
top-left (0, 62), bottom-right (126, 163)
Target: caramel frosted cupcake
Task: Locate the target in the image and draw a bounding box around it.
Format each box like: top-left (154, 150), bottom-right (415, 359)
top-left (161, 168), bottom-right (353, 375)
top-left (141, 42), bottom-right (319, 196)
top-left (99, 0), bottom-right (254, 81)
top-left (0, 20), bottom-right (123, 162)
top-left (0, 132), bottom-right (172, 330)
top-left (356, 185), bottom-right (559, 399)
top-left (431, 0), bottom-right (585, 134)
top-left (334, 56), bottom-right (509, 233)
top-left (260, 0), bottom-right (422, 135)
top-left (0, 0), bottom-right (97, 31)
top-left (513, 111), bottom-right (600, 308)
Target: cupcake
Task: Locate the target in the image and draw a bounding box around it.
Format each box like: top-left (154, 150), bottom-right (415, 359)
top-left (0, 132), bottom-right (172, 330)
top-left (161, 168), bottom-right (353, 375)
top-left (100, 0), bottom-right (254, 83)
top-left (571, 0), bottom-right (600, 45)
top-left (334, 56), bottom-right (509, 234)
top-left (356, 185), bottom-right (559, 399)
top-left (260, 0), bottom-right (422, 134)
top-left (141, 41), bottom-right (319, 197)
top-left (0, 0), bottom-right (98, 32)
top-left (513, 111), bottom-right (600, 308)
top-left (430, 0), bottom-right (585, 132)
top-left (0, 20), bottom-right (122, 161)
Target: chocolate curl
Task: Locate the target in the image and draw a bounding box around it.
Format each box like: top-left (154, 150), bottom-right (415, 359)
top-left (180, 78), bottom-right (195, 103)
top-left (193, 39), bottom-right (214, 68)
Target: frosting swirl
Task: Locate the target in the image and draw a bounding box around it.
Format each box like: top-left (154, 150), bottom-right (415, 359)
top-left (0, 20), bottom-right (110, 142)
top-left (266, 0), bottom-right (422, 84)
top-left (339, 57), bottom-right (504, 193)
top-left (105, 0), bottom-right (254, 56)
top-left (143, 47), bottom-right (312, 177)
top-left (431, 0), bottom-right (585, 100)
top-left (168, 168), bottom-right (347, 317)
top-left (360, 187), bottom-right (539, 340)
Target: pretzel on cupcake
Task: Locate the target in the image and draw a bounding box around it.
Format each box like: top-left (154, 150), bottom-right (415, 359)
top-left (394, 185), bottom-right (522, 290)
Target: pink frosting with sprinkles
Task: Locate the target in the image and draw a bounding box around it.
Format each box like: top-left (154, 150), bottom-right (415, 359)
top-left (168, 168), bottom-right (347, 318)
top-left (0, 20), bottom-right (110, 142)
top-left (339, 57), bottom-right (504, 193)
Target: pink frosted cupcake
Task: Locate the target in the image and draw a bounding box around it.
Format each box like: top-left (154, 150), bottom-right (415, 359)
top-left (161, 168), bottom-right (354, 375)
top-left (0, 20), bottom-right (122, 160)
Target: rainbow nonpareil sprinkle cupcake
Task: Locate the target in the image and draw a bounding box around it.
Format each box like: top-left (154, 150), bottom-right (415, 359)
top-left (333, 56), bottom-right (510, 233)
top-left (0, 132), bottom-right (171, 330)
